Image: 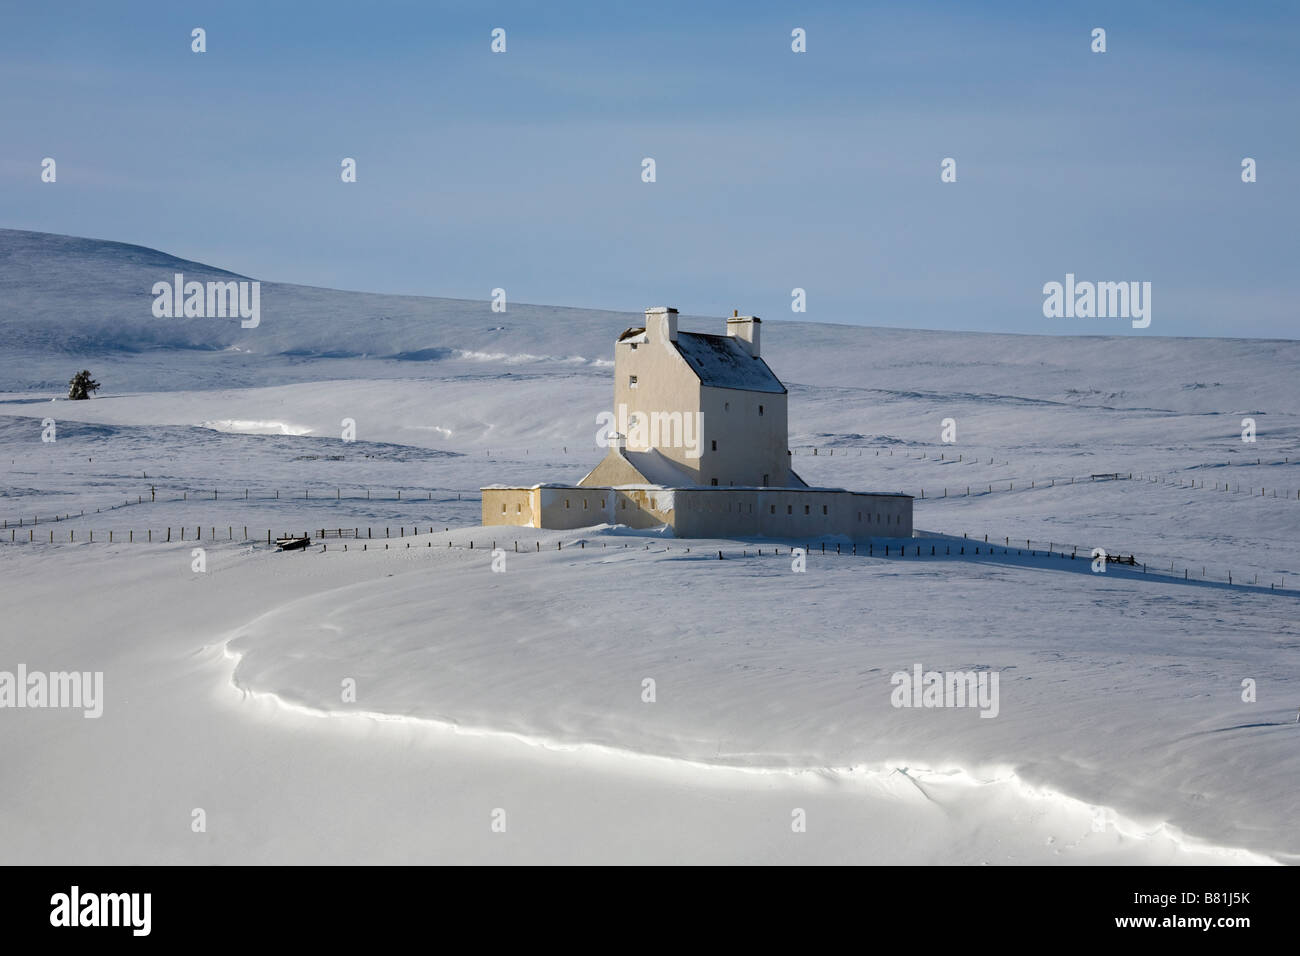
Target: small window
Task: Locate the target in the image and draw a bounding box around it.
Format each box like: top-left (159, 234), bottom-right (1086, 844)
top-left (711, 440), bottom-right (717, 451)
top-left (857, 511), bottom-right (861, 521)
top-left (629, 375), bottom-right (638, 388)
top-left (501, 503), bottom-right (507, 513)
top-left (770, 505), bottom-right (776, 514)
top-left (583, 499), bottom-right (588, 510)
top-left (822, 505), bottom-right (828, 515)
top-left (804, 505), bottom-right (810, 515)
top-left (630, 343), bottom-right (638, 350)
top-left (517, 503), bottom-right (522, 513)
top-left (565, 499), bottom-right (570, 509)
top-left (600, 498), bottom-right (605, 507)
top-left (787, 505), bottom-right (792, 515)
top-left (724, 402), bottom-right (730, 411)
top-left (621, 500), bottom-right (627, 510)
top-left (748, 503), bottom-right (753, 514)
top-left (762, 473), bottom-right (769, 486)
top-left (759, 405), bottom-right (764, 416)
top-left (711, 478), bottom-right (718, 486)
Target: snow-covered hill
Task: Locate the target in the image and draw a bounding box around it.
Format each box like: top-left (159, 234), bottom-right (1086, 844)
top-left (0, 229), bottom-right (1296, 864)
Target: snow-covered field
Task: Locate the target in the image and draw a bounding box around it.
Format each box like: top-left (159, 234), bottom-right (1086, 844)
top-left (1, 229), bottom-right (1296, 864)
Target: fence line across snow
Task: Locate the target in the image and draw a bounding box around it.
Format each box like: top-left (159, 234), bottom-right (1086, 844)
top-left (5, 522), bottom-right (1293, 595)
top-left (5, 463), bottom-right (1298, 532)
top-left (0, 487), bottom-right (483, 529)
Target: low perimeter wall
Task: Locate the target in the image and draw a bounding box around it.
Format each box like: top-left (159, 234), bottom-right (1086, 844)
top-left (482, 486), bottom-right (912, 540)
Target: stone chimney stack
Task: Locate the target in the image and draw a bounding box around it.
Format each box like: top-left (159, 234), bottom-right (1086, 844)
top-left (645, 306), bottom-right (678, 343)
top-left (726, 310), bottom-right (761, 358)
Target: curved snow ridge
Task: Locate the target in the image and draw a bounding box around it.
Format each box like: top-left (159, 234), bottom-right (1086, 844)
top-left (198, 419), bottom-right (314, 436)
top-left (217, 640), bottom-right (1279, 865)
top-left (454, 349), bottom-right (597, 366)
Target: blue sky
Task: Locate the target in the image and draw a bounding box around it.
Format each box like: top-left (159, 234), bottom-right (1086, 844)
top-left (2, 1), bottom-right (1296, 336)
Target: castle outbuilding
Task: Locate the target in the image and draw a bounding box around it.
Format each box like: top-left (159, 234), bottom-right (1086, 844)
top-left (482, 307), bottom-right (913, 539)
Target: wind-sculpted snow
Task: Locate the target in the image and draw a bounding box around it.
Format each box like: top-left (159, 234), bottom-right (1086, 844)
top-left (0, 228), bottom-right (627, 375)
top-left (1, 229), bottom-right (1297, 864)
top-left (3, 228), bottom-right (1298, 421)
top-left (223, 533), bottom-right (1300, 862)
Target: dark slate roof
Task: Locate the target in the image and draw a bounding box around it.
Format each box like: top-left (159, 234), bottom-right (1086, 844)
top-left (672, 332), bottom-right (785, 394)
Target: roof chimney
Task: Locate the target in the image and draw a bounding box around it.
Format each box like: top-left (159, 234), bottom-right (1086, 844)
top-left (727, 313), bottom-right (761, 358)
top-left (645, 306), bottom-right (678, 343)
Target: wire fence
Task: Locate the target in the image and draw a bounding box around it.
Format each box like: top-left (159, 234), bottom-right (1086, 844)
top-left (791, 446), bottom-right (1300, 501)
top-left (916, 473), bottom-right (1300, 500)
top-left (6, 520), bottom-right (1293, 596)
top-left (0, 486), bottom-right (476, 528)
top-left (310, 532), bottom-right (1298, 595)
top-left (5, 458), bottom-right (1297, 531)
top-left (920, 529), bottom-right (1293, 593)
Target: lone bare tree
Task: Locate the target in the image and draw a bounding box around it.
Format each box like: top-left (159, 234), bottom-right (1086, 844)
top-left (67, 370), bottom-right (100, 400)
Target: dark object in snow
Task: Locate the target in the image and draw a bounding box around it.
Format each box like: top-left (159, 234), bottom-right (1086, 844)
top-left (1106, 553), bottom-right (1137, 566)
top-left (276, 535), bottom-right (311, 551)
top-left (67, 370), bottom-right (100, 400)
